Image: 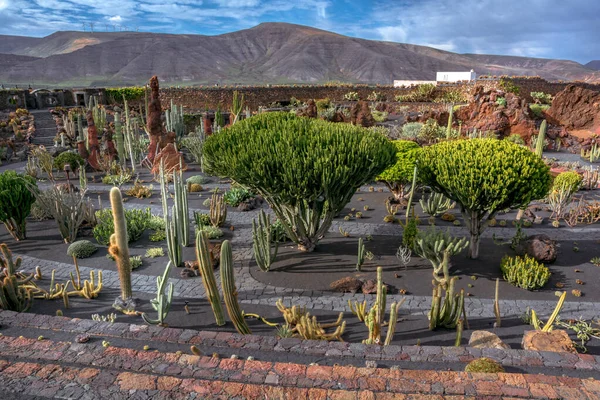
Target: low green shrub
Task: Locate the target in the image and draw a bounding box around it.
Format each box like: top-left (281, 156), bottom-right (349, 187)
top-left (400, 122), bottom-right (423, 140)
top-left (53, 152), bottom-right (84, 171)
top-left (530, 91), bottom-right (552, 105)
top-left (465, 358), bottom-right (505, 373)
top-left (371, 110), bottom-right (388, 122)
top-left (145, 247), bottom-right (165, 258)
top-left (343, 92), bottom-right (359, 101)
top-left (500, 254), bottom-right (551, 290)
top-left (498, 78), bottom-right (520, 95)
top-left (149, 230), bottom-right (166, 242)
top-left (130, 255), bottom-right (143, 269)
top-left (93, 208), bottom-right (152, 245)
top-left (529, 104), bottom-right (550, 118)
top-left (505, 134), bottom-right (525, 146)
top-left (147, 215), bottom-right (166, 231)
top-left (418, 119), bottom-right (445, 143)
top-left (197, 225), bottom-right (223, 239)
top-left (66, 240), bottom-right (98, 259)
top-left (186, 175), bottom-right (207, 185)
top-left (223, 187), bottom-right (254, 207)
top-left (315, 98), bottom-right (331, 111)
top-left (495, 97), bottom-right (507, 107)
top-left (552, 171), bottom-right (582, 196)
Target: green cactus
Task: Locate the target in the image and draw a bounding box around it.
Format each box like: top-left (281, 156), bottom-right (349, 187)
top-left (209, 192), bottom-right (227, 227)
top-left (251, 210), bottom-right (278, 272)
top-left (536, 120), bottom-right (547, 158)
top-left (173, 168), bottom-right (190, 246)
top-left (446, 104), bottom-right (454, 139)
top-left (230, 91), bottom-right (245, 124)
top-left (429, 253), bottom-right (466, 330)
top-left (356, 267), bottom-right (404, 345)
top-left (165, 99), bottom-right (185, 139)
top-left (356, 237), bottom-right (365, 271)
top-left (114, 111), bottom-right (126, 166)
top-left (420, 191), bottom-right (453, 218)
top-left (0, 171), bottom-right (37, 241)
top-left (0, 275), bottom-right (32, 312)
top-left (220, 240), bottom-right (251, 334)
top-left (494, 278), bottom-right (501, 327)
top-left (196, 230), bottom-right (225, 326)
top-left (455, 318), bottom-right (463, 346)
top-left (141, 261), bottom-right (174, 326)
top-left (108, 187), bottom-right (136, 312)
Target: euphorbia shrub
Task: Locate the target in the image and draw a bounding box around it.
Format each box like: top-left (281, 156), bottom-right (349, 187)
top-left (418, 138), bottom-right (551, 259)
top-left (376, 140), bottom-right (421, 201)
top-left (203, 112), bottom-right (396, 252)
top-left (0, 171), bottom-right (37, 241)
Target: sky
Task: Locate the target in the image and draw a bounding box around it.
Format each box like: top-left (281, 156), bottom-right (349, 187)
top-left (0, 0), bottom-right (598, 64)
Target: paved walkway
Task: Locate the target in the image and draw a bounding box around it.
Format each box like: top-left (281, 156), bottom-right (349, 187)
top-left (0, 310), bottom-right (599, 399)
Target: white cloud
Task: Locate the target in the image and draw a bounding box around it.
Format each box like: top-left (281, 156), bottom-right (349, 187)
top-left (108, 15), bottom-right (122, 22)
top-left (377, 26), bottom-right (406, 43)
top-left (0, 0), bottom-right (7, 11)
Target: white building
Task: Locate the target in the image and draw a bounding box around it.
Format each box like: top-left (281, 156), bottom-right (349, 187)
top-left (436, 70), bottom-right (477, 83)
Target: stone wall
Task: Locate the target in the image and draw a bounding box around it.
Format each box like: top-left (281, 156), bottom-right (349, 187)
top-left (503, 77), bottom-right (600, 102)
top-left (0, 89), bottom-right (28, 110)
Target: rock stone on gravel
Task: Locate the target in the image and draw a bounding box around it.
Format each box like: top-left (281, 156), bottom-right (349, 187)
top-left (522, 329), bottom-right (577, 353)
top-left (330, 277), bottom-right (363, 293)
top-left (525, 234), bottom-right (558, 263)
top-left (468, 330), bottom-right (511, 349)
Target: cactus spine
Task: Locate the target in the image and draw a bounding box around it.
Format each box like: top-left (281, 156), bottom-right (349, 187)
top-left (196, 230), bottom-right (225, 326)
top-left (536, 120), bottom-right (547, 158)
top-left (142, 261), bottom-right (174, 325)
top-left (356, 237), bottom-right (365, 271)
top-left (220, 240), bottom-right (251, 334)
top-left (210, 192), bottom-right (227, 227)
top-left (108, 188), bottom-right (135, 311)
top-left (251, 210), bottom-right (277, 271)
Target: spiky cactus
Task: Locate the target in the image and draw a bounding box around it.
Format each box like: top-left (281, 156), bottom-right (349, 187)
top-left (0, 275), bottom-right (32, 312)
top-left (251, 210), bottom-right (277, 271)
top-left (536, 120), bottom-right (547, 158)
top-left (230, 91), bottom-right (245, 124)
top-left (173, 169), bottom-right (190, 246)
top-left (114, 111), bottom-right (126, 166)
top-left (220, 240), bottom-right (251, 334)
top-left (196, 230), bottom-right (225, 326)
top-left (356, 237), bottom-right (365, 271)
top-left (165, 99), bottom-right (185, 139)
top-left (166, 216), bottom-right (182, 267)
top-left (210, 192), bottom-right (227, 227)
top-left (494, 278), bottom-right (501, 327)
top-left (429, 253), bottom-right (466, 330)
top-left (446, 104), bottom-right (454, 139)
top-left (108, 187), bottom-right (136, 312)
top-left (142, 261), bottom-right (174, 326)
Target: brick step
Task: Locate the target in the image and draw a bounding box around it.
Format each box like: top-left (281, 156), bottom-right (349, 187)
top-left (0, 334), bottom-right (598, 399)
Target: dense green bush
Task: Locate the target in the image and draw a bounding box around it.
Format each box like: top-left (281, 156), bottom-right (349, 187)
top-left (203, 112), bottom-right (396, 251)
top-left (67, 240), bottom-right (98, 259)
top-left (376, 140), bottom-right (421, 201)
top-left (93, 208), bottom-right (152, 245)
top-left (418, 139), bottom-right (551, 258)
top-left (53, 152), bottom-right (85, 171)
top-left (552, 171), bottom-right (582, 196)
top-left (0, 171), bottom-right (37, 241)
top-left (500, 254), bottom-right (551, 290)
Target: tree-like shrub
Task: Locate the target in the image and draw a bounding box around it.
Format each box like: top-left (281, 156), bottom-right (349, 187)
top-left (500, 254), bottom-right (550, 290)
top-left (93, 208), bottom-right (151, 245)
top-left (67, 240), bottom-right (98, 259)
top-left (0, 171), bottom-right (37, 241)
top-left (53, 151), bottom-right (85, 171)
top-left (203, 112), bottom-right (396, 251)
top-left (376, 140), bottom-right (421, 201)
top-left (418, 138), bottom-right (551, 258)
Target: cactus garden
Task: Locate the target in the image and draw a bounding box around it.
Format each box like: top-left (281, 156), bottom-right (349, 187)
top-left (1, 77), bottom-right (600, 359)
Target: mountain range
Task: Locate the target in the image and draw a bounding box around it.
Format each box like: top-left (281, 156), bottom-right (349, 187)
top-left (0, 23), bottom-right (598, 87)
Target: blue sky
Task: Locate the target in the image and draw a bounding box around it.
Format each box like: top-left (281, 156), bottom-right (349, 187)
top-left (0, 0), bottom-right (598, 64)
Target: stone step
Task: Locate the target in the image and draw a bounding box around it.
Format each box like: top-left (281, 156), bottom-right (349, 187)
top-left (0, 311), bottom-right (599, 399)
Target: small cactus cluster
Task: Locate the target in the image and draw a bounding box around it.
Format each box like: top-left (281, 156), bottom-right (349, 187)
top-left (252, 210), bottom-right (278, 272)
top-left (276, 299), bottom-right (345, 341)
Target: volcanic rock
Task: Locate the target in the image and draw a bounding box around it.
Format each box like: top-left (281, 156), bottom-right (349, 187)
top-left (546, 85), bottom-right (600, 134)
top-left (468, 330), bottom-right (511, 349)
top-left (522, 330), bottom-right (577, 353)
top-left (525, 234), bottom-right (558, 263)
top-left (330, 277), bottom-right (363, 293)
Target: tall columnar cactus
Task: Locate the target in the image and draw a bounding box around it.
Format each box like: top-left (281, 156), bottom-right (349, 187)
top-left (77, 113), bottom-right (85, 143)
top-left (536, 120), bottom-right (547, 158)
top-left (173, 169), bottom-right (190, 246)
top-left (220, 240), bottom-right (251, 334)
top-left (165, 99), bottom-right (185, 139)
top-left (494, 278), bottom-right (501, 327)
top-left (196, 230), bottom-right (225, 326)
top-left (114, 111), bottom-right (126, 166)
top-left (0, 170), bottom-right (37, 241)
top-left (446, 104), bottom-right (454, 139)
top-left (108, 187), bottom-right (135, 312)
top-left (356, 237), bottom-right (365, 271)
top-left (210, 192), bottom-right (227, 227)
top-left (166, 215), bottom-right (182, 268)
top-left (230, 91), bottom-right (245, 124)
top-left (428, 252), bottom-right (466, 330)
top-left (142, 261), bottom-right (174, 326)
top-left (251, 210), bottom-right (278, 272)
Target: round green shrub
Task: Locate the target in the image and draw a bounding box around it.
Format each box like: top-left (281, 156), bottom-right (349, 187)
top-left (197, 225), bottom-right (223, 239)
top-left (223, 187), bottom-right (254, 207)
top-left (500, 254), bottom-right (551, 290)
top-left (376, 140), bottom-right (421, 201)
top-left (400, 122), bottom-right (423, 140)
top-left (418, 138), bottom-right (551, 258)
top-left (0, 170), bottom-right (37, 241)
top-left (67, 240), bottom-right (98, 259)
top-left (53, 151), bottom-right (85, 171)
top-left (465, 357), bottom-right (505, 373)
top-left (552, 171), bottom-right (581, 196)
top-left (203, 112), bottom-right (396, 252)
top-left (186, 175), bottom-right (207, 185)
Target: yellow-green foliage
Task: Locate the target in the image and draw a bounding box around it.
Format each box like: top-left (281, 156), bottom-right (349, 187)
top-left (465, 357), bottom-right (505, 373)
top-left (105, 87), bottom-right (145, 103)
top-left (376, 140), bottom-right (421, 199)
top-left (418, 139), bottom-right (551, 258)
top-left (552, 171), bottom-right (581, 197)
top-left (500, 255), bottom-right (551, 290)
top-left (145, 248), bottom-right (165, 258)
